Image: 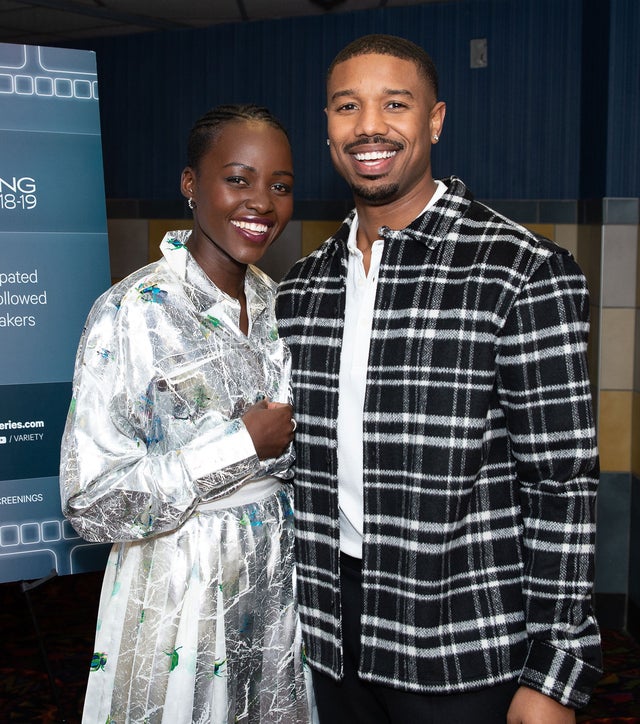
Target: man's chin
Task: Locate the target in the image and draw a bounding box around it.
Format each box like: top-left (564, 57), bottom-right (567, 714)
top-left (351, 182), bottom-right (400, 205)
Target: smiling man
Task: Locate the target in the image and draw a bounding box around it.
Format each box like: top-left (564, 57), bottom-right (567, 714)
top-left (276, 34), bottom-right (602, 724)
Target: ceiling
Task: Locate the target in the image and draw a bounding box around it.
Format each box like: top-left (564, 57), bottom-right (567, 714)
top-left (0, 0), bottom-right (447, 45)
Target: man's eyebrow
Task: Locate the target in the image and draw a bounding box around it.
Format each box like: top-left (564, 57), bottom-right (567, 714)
top-left (383, 88), bottom-right (414, 98)
top-left (329, 88), bottom-right (357, 103)
top-left (329, 88), bottom-right (415, 103)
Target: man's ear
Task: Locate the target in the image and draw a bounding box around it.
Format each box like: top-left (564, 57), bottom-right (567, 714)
top-left (430, 101), bottom-right (446, 142)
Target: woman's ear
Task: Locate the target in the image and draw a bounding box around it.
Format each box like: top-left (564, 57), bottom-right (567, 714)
top-left (181, 167), bottom-right (195, 200)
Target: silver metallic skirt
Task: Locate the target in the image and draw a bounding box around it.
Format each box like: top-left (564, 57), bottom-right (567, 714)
top-left (82, 485), bottom-right (310, 723)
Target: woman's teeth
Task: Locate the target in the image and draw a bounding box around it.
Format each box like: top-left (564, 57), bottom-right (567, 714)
top-left (231, 220), bottom-right (268, 234)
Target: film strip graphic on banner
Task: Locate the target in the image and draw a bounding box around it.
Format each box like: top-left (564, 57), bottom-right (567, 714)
top-left (0, 43), bottom-right (112, 583)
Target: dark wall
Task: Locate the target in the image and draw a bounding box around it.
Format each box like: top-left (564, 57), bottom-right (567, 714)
top-left (607, 0), bottom-right (640, 198)
top-left (70, 0), bottom-right (638, 204)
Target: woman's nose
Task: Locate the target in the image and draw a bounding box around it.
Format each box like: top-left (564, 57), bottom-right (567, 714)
top-left (246, 186), bottom-right (272, 213)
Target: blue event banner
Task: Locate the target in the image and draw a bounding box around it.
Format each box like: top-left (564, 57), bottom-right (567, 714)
top-left (0, 43), bottom-right (112, 581)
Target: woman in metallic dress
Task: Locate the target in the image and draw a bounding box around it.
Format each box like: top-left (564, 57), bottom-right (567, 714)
top-left (59, 104), bottom-right (311, 723)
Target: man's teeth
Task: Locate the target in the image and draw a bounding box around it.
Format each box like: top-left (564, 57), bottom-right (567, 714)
top-left (232, 220), bottom-right (268, 233)
top-left (354, 150), bottom-right (396, 161)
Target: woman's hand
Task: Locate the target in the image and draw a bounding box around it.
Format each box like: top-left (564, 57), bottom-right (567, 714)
top-left (242, 399), bottom-right (295, 460)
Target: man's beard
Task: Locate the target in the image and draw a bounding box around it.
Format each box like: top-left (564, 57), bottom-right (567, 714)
top-left (351, 180), bottom-right (400, 205)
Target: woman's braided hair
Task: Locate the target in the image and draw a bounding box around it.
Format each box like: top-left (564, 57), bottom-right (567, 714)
top-left (186, 103), bottom-right (289, 170)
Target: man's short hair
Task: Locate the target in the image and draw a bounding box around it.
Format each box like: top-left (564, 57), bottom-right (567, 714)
top-left (327, 34), bottom-right (439, 97)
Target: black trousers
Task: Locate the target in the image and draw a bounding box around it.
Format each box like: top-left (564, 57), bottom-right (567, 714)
top-left (311, 553), bottom-right (519, 724)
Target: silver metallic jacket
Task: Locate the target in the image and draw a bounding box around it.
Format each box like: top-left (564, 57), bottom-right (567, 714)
top-left (60, 230), bottom-right (293, 543)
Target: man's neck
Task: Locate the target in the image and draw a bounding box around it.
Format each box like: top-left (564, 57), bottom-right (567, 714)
top-left (354, 178), bottom-right (439, 253)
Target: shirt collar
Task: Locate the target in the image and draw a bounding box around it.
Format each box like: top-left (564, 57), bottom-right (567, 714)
top-left (346, 179), bottom-right (448, 253)
top-left (159, 229), bottom-right (269, 322)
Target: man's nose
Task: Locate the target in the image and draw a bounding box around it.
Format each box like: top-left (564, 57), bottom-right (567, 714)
top-left (354, 104), bottom-right (389, 138)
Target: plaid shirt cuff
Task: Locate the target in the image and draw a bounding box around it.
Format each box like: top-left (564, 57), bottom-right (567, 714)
top-left (519, 638), bottom-right (603, 708)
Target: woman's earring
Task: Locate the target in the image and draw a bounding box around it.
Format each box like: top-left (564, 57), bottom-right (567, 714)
top-left (326, 139), bottom-right (330, 146)
top-left (188, 197), bottom-right (195, 210)
top-left (432, 134), bottom-right (439, 142)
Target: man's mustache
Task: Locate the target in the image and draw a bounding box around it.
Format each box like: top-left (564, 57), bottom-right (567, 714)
top-left (343, 136), bottom-right (404, 153)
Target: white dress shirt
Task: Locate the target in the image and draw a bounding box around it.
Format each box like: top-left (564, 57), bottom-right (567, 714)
top-left (337, 181), bottom-right (447, 557)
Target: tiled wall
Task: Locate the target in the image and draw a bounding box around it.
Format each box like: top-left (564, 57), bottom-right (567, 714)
top-left (597, 217), bottom-right (639, 633)
top-left (106, 204), bottom-right (640, 631)
top-left (630, 220), bottom-right (640, 639)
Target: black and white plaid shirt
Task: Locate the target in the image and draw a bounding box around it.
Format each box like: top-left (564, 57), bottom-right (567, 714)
top-left (276, 177), bottom-right (602, 708)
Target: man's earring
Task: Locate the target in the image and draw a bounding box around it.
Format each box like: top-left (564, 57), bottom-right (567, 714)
top-left (188, 197), bottom-right (195, 210)
top-left (432, 134), bottom-right (439, 142)
top-left (326, 139), bottom-right (330, 146)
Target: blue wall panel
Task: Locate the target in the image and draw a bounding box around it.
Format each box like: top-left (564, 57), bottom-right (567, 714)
top-left (70, 0), bottom-right (638, 203)
top-left (607, 0), bottom-right (640, 197)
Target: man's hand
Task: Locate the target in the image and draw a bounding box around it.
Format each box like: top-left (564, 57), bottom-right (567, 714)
top-left (507, 686), bottom-right (576, 724)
